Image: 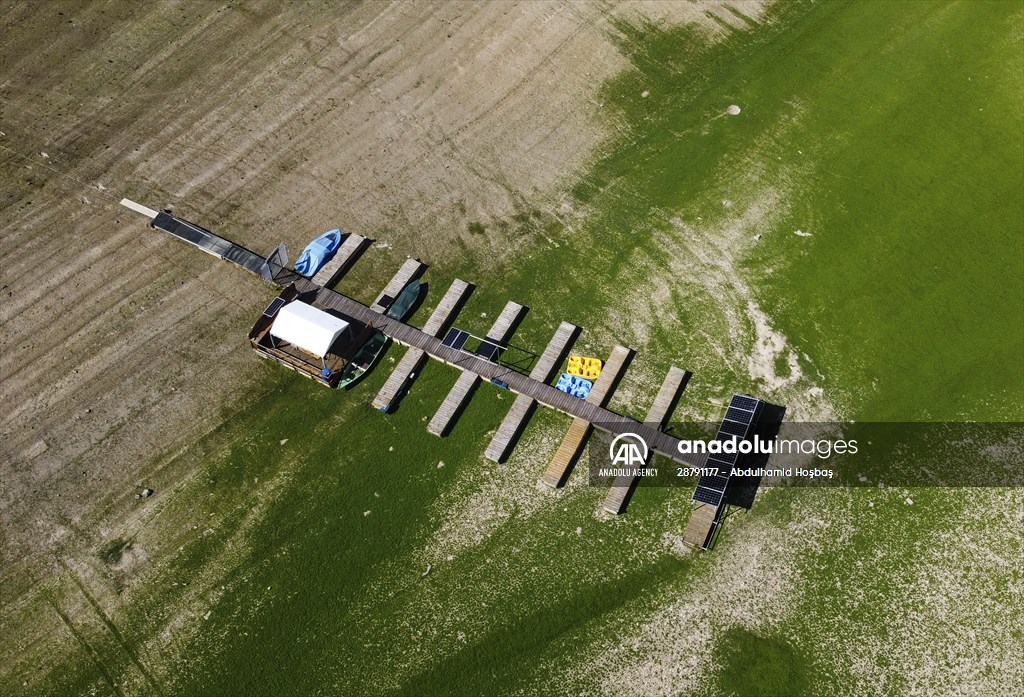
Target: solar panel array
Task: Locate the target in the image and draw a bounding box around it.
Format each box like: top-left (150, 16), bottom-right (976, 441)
top-left (692, 394), bottom-right (761, 507)
top-left (263, 297), bottom-right (286, 318)
top-left (442, 328), bottom-right (470, 351)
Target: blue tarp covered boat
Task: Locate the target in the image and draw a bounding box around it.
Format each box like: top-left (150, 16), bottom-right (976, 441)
top-left (294, 229), bottom-right (342, 277)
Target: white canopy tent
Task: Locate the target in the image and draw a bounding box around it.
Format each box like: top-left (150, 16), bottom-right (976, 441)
top-left (269, 301), bottom-right (350, 359)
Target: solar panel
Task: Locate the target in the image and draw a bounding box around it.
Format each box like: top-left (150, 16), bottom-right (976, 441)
top-left (263, 297), bottom-right (286, 318)
top-left (725, 405), bottom-right (756, 423)
top-left (476, 340), bottom-right (502, 362)
top-left (691, 394), bottom-right (762, 507)
top-left (707, 453), bottom-right (736, 468)
top-left (729, 395), bottom-right (759, 412)
top-left (442, 327), bottom-right (468, 349)
top-left (719, 420), bottom-right (748, 437)
top-left (693, 486), bottom-right (725, 506)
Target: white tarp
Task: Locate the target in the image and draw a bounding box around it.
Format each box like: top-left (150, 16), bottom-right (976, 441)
top-left (269, 301), bottom-right (349, 358)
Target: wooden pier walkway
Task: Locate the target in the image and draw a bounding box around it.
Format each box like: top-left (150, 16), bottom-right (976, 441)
top-left (372, 279), bottom-right (474, 411)
top-left (484, 321), bottom-right (580, 462)
top-left (311, 233), bottom-right (368, 287)
top-left (370, 258), bottom-right (426, 313)
top-left (541, 345), bottom-right (634, 488)
top-left (484, 301), bottom-right (527, 345)
top-left (427, 300), bottom-right (528, 437)
top-left (602, 366), bottom-right (690, 514)
top-left (586, 345), bottom-right (634, 407)
top-left (682, 503), bottom-right (719, 549)
top-left (422, 280), bottom-right (474, 337)
top-left (427, 371), bottom-right (479, 436)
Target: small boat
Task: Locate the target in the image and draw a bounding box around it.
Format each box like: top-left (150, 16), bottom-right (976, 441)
top-left (385, 279), bottom-right (421, 321)
top-left (337, 279), bottom-right (420, 388)
top-left (337, 330), bottom-right (389, 389)
top-left (294, 228), bottom-right (342, 277)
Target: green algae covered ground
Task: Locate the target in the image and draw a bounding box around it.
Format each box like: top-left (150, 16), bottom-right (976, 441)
top-left (20, 1), bottom-right (1024, 695)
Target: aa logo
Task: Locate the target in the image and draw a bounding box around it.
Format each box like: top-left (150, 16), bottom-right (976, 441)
top-left (609, 433), bottom-right (649, 467)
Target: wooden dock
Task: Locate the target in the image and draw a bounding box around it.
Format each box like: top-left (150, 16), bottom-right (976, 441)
top-left (682, 502), bottom-right (719, 549)
top-left (370, 258), bottom-right (426, 313)
top-left (541, 418), bottom-right (592, 488)
top-left (421, 279), bottom-right (474, 337)
top-left (372, 279), bottom-right (474, 411)
top-left (586, 345), bottom-right (634, 407)
top-left (372, 348), bottom-right (428, 411)
top-left (427, 370), bottom-right (479, 436)
top-left (602, 366), bottom-right (691, 514)
top-left (311, 233), bottom-right (368, 287)
top-left (130, 203), bottom-right (749, 535)
top-left (484, 321), bottom-right (580, 463)
top-left (427, 300), bottom-right (528, 437)
top-left (540, 345), bottom-right (634, 488)
top-left (485, 301), bottom-right (527, 344)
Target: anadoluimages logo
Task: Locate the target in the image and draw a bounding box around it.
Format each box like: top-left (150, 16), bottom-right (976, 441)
top-left (609, 433), bottom-right (649, 467)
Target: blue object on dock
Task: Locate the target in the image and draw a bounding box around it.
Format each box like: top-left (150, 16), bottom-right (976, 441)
top-left (555, 372), bottom-right (593, 400)
top-left (294, 229), bottom-right (342, 276)
top-left (490, 378), bottom-right (510, 390)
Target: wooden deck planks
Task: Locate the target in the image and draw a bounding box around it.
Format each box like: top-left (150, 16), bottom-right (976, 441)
top-left (682, 503), bottom-right (719, 549)
top-left (421, 279), bottom-right (473, 337)
top-left (371, 348), bottom-right (426, 410)
top-left (647, 367), bottom-right (690, 428)
top-left (373, 279), bottom-right (473, 411)
top-left (312, 233), bottom-right (368, 287)
top-left (483, 394), bottom-right (537, 462)
top-left (485, 301), bottom-right (527, 344)
top-left (541, 418), bottom-right (592, 488)
top-left (370, 258), bottom-right (426, 313)
top-left (427, 298), bottom-right (528, 436)
top-left (427, 370), bottom-right (479, 436)
top-left (484, 321), bottom-right (580, 463)
top-left (529, 322), bottom-right (580, 382)
top-left (586, 345), bottom-right (634, 407)
top-left (603, 366), bottom-right (691, 514)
